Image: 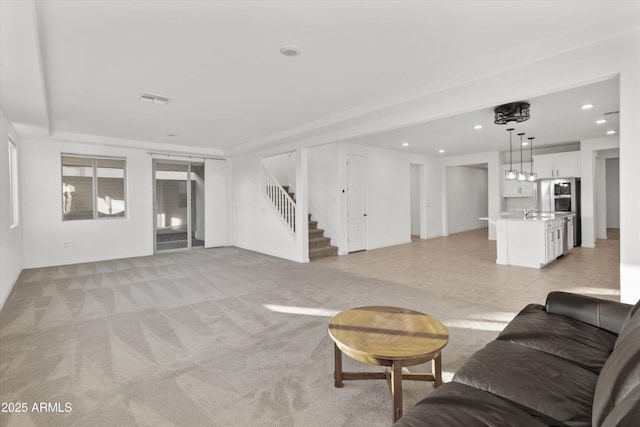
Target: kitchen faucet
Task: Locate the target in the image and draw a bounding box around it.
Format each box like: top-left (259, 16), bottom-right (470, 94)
top-left (524, 208), bottom-right (538, 219)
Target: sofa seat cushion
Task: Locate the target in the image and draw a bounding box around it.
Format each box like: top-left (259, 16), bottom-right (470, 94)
top-left (497, 304), bottom-right (618, 373)
top-left (392, 382), bottom-right (548, 427)
top-left (453, 340), bottom-right (598, 427)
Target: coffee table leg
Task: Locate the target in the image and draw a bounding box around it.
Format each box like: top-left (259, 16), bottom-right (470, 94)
top-left (334, 343), bottom-right (343, 387)
top-left (432, 353), bottom-right (442, 387)
top-left (391, 361), bottom-right (403, 422)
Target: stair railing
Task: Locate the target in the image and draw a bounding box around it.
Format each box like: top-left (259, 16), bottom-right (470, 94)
top-left (262, 166), bottom-right (296, 238)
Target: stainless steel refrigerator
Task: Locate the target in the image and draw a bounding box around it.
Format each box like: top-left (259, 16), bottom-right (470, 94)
top-left (537, 178), bottom-right (581, 247)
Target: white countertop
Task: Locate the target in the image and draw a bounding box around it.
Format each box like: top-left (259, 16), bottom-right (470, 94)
top-left (480, 212), bottom-right (575, 222)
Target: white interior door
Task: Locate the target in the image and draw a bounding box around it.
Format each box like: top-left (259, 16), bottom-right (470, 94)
top-left (204, 158), bottom-right (227, 248)
top-left (347, 155), bottom-right (367, 252)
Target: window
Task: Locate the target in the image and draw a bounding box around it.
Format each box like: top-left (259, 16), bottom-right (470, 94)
top-left (62, 155), bottom-right (126, 220)
top-left (8, 137), bottom-right (19, 227)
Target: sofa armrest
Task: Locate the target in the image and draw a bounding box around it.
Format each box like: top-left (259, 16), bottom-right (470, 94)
top-left (545, 291), bottom-right (632, 335)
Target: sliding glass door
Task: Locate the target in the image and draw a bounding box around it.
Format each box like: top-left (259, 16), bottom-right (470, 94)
top-left (154, 161), bottom-right (205, 251)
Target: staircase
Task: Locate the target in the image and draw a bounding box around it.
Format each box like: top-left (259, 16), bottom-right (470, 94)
top-left (283, 186), bottom-right (338, 261)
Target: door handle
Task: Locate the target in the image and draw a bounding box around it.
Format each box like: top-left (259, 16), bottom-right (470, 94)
top-left (364, 213), bottom-right (368, 217)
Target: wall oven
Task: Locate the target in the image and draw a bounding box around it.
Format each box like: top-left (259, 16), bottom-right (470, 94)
top-left (554, 195), bottom-right (572, 212)
top-left (553, 180), bottom-right (574, 212)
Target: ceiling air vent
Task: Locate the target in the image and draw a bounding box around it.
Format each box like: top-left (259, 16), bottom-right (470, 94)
top-left (140, 93), bottom-right (171, 105)
top-left (280, 46), bottom-right (301, 57)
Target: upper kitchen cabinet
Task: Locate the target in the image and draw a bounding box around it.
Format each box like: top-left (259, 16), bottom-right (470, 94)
top-left (533, 152), bottom-right (580, 178)
top-left (503, 163), bottom-right (535, 197)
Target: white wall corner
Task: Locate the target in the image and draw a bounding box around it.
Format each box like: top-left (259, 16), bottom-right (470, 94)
top-left (0, 110), bottom-right (24, 309)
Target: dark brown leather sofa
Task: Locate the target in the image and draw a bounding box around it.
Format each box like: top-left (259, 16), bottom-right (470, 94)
top-left (393, 292), bottom-right (640, 427)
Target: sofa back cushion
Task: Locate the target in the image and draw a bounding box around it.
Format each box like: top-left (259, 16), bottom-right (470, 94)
top-left (546, 291), bottom-right (632, 334)
top-left (592, 299), bottom-right (640, 427)
top-left (601, 385), bottom-right (640, 427)
top-left (615, 297), bottom-right (640, 349)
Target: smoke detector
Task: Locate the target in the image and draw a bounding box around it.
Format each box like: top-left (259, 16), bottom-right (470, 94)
top-left (140, 93), bottom-right (171, 105)
top-left (280, 46), bottom-right (301, 57)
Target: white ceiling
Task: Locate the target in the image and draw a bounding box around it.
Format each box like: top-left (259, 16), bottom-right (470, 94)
top-left (345, 77), bottom-right (620, 156)
top-left (0, 1), bottom-right (636, 156)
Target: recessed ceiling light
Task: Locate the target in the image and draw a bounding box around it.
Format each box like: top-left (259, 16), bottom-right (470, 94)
top-left (581, 104), bottom-right (594, 110)
top-left (438, 149), bottom-right (445, 154)
top-left (596, 119), bottom-right (607, 124)
top-left (280, 46), bottom-right (301, 57)
top-left (607, 130), bottom-right (616, 135)
top-left (140, 93), bottom-right (171, 105)
top-left (402, 142), bottom-right (409, 147)
top-left (474, 125), bottom-right (482, 130)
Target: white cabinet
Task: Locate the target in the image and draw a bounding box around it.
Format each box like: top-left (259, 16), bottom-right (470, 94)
top-left (505, 180), bottom-right (534, 197)
top-left (545, 219), bottom-right (563, 263)
top-left (533, 152), bottom-right (580, 178)
top-left (535, 156), bottom-right (555, 178)
top-left (502, 163), bottom-right (535, 197)
top-left (554, 153), bottom-right (580, 177)
top-left (496, 216), bottom-right (565, 268)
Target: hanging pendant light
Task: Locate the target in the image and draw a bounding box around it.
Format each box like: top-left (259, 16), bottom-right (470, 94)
top-left (517, 133), bottom-right (528, 182)
top-left (527, 137), bottom-right (537, 181)
top-left (505, 128), bottom-right (517, 181)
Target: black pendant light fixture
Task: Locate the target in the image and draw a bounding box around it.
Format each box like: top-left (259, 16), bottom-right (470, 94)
top-left (517, 133), bottom-right (528, 181)
top-left (505, 128), bottom-right (517, 181)
top-left (527, 137), bottom-right (537, 181)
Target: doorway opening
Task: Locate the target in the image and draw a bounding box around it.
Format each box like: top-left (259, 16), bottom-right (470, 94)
top-left (605, 157), bottom-right (620, 240)
top-left (153, 161), bottom-right (205, 251)
top-left (445, 164), bottom-right (489, 235)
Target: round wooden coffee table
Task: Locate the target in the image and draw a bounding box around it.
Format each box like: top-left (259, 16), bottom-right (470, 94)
top-left (328, 306), bottom-right (449, 422)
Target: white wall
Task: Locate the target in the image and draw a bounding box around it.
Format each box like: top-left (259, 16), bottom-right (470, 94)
top-left (617, 31), bottom-right (640, 304)
top-left (204, 158), bottom-right (230, 248)
top-left (20, 138), bottom-right (154, 267)
top-left (441, 152), bottom-right (501, 240)
top-left (606, 158), bottom-right (620, 228)
top-left (410, 164), bottom-right (420, 236)
top-left (308, 143), bottom-right (340, 246)
top-left (232, 149), bottom-right (306, 262)
top-left (338, 143), bottom-right (439, 252)
top-left (263, 152), bottom-right (294, 189)
top-left (580, 136), bottom-right (619, 248)
top-left (446, 166), bottom-right (488, 234)
top-left (0, 110), bottom-right (23, 309)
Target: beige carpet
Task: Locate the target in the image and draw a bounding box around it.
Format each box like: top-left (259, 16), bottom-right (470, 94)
top-left (0, 229), bottom-right (620, 426)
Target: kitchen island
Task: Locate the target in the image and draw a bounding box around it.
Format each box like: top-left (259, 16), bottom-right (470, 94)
top-left (483, 212), bottom-right (575, 268)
